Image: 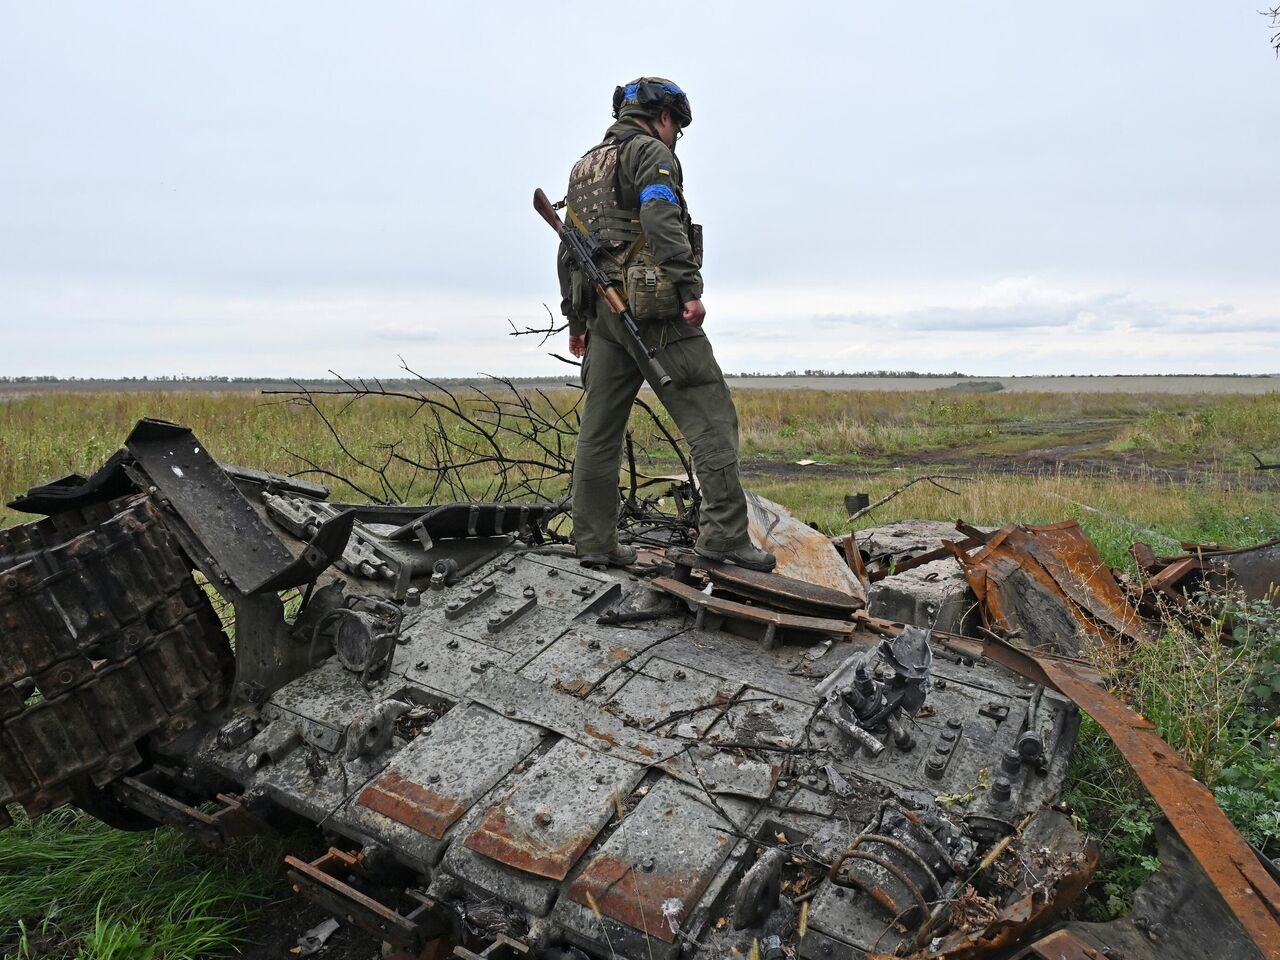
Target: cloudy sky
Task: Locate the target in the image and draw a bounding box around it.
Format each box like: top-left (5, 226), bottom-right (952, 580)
top-left (2, 2), bottom-right (1276, 378)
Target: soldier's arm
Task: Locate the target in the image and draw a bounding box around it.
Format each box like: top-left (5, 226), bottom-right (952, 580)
top-left (625, 137), bottom-right (704, 304)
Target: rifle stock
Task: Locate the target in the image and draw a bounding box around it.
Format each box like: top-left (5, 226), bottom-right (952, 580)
top-left (532, 188), bottom-right (565, 235)
top-left (532, 188), bottom-right (672, 388)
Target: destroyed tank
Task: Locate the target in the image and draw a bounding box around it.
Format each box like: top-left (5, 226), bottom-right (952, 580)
top-left (0, 419), bottom-right (1093, 960)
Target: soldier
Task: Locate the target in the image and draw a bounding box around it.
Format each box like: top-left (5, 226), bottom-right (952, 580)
top-left (558, 77), bottom-right (776, 572)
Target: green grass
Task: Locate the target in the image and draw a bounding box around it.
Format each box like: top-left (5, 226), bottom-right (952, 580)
top-left (1065, 593), bottom-right (1280, 918)
top-left (1112, 393), bottom-right (1280, 467)
top-left (0, 810), bottom-right (280, 959)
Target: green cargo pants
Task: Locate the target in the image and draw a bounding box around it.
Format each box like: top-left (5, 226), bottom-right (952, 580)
top-left (573, 300), bottom-right (750, 555)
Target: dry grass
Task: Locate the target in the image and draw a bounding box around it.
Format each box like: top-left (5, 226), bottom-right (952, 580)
top-left (3, 388), bottom-right (1277, 563)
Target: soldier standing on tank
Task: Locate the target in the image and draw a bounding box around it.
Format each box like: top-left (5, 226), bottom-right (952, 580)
top-left (556, 77), bottom-right (776, 572)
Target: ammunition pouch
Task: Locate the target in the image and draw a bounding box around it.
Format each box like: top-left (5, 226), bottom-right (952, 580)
top-left (689, 222), bottom-right (704, 268)
top-left (624, 259), bottom-right (680, 322)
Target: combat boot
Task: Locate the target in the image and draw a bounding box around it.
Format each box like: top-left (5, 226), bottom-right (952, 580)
top-left (578, 543), bottom-right (638, 570)
top-left (694, 541), bottom-right (777, 572)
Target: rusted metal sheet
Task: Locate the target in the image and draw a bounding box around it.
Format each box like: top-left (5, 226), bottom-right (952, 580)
top-left (285, 847), bottom-right (433, 949)
top-left (1011, 929), bottom-right (1108, 959)
top-left (866, 535), bottom-right (984, 583)
top-left (745, 492), bottom-right (868, 605)
top-left (957, 522), bottom-right (1150, 651)
top-left (1040, 659), bottom-right (1280, 959)
top-left (653, 576), bottom-right (859, 640)
top-left (565, 778), bottom-right (741, 943)
top-left (357, 702), bottom-right (542, 839)
top-left (965, 639), bottom-right (1280, 959)
top-left (699, 562), bottom-right (863, 619)
top-left (463, 737), bottom-right (643, 880)
top-left (358, 770), bottom-right (466, 841)
top-left (1135, 538), bottom-right (1279, 608)
top-left (1016, 522), bottom-right (1151, 643)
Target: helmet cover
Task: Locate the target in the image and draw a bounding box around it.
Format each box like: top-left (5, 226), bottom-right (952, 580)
top-left (612, 77), bottom-right (693, 128)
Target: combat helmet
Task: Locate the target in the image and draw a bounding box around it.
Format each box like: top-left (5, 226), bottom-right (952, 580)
top-left (612, 77), bottom-right (692, 128)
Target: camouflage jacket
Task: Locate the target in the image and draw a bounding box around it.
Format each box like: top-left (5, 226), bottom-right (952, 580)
top-left (558, 119), bottom-right (703, 336)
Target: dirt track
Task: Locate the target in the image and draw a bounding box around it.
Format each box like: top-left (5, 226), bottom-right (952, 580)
top-left (738, 435), bottom-right (1280, 491)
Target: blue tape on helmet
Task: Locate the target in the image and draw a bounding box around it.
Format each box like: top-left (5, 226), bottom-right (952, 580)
top-left (623, 81), bottom-right (687, 105)
top-left (639, 184), bottom-right (679, 205)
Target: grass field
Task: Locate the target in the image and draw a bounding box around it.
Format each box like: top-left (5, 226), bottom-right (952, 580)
top-left (1, 384), bottom-right (1278, 956)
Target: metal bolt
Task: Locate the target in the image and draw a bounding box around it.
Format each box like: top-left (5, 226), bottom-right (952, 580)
top-left (446, 638), bottom-right (459, 649)
top-left (523, 586), bottom-right (536, 599)
top-left (534, 811), bottom-right (553, 828)
top-left (587, 640), bottom-right (600, 650)
top-left (771, 700), bottom-right (786, 712)
top-left (482, 579), bottom-right (495, 588)
top-left (925, 756), bottom-right (946, 780)
top-left (416, 660), bottom-right (429, 670)
top-left (405, 588), bottom-right (421, 608)
top-left (547, 568), bottom-right (559, 577)
top-left (673, 669), bottom-right (687, 681)
top-left (935, 744), bottom-right (952, 756)
top-left (991, 777), bottom-right (1012, 802)
top-left (428, 773), bottom-right (441, 783)
top-left (777, 779), bottom-right (789, 790)
top-left (500, 608), bottom-right (513, 617)
top-left (641, 857), bottom-right (655, 872)
top-left (1001, 749), bottom-right (1022, 775)
top-left (946, 718), bottom-right (963, 731)
top-left (446, 601), bottom-right (461, 612)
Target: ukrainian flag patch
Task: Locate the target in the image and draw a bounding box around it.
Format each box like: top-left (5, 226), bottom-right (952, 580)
top-left (657, 165), bottom-right (671, 176)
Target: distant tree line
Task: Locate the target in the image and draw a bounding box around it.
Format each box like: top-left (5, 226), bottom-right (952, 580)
top-left (726, 370), bottom-right (975, 378)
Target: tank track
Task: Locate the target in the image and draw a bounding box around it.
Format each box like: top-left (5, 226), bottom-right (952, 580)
top-left (0, 494), bottom-right (232, 827)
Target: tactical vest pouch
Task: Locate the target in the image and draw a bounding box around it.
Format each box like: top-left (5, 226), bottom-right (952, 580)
top-left (625, 262), bottom-right (680, 322)
top-left (569, 265), bottom-right (595, 317)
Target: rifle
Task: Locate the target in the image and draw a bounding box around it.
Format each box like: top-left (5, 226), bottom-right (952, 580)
top-left (533, 188), bottom-right (672, 387)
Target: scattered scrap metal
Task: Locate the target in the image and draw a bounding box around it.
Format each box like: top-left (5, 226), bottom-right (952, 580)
top-left (0, 413), bottom-right (1277, 960)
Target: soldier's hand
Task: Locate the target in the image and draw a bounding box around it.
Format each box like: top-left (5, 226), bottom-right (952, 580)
top-left (569, 334), bottom-right (587, 358)
top-left (682, 300), bottom-right (706, 327)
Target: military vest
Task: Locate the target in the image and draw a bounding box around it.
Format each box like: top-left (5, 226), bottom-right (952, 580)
top-left (565, 133), bottom-right (648, 264)
top-left (565, 131), bottom-right (697, 321)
